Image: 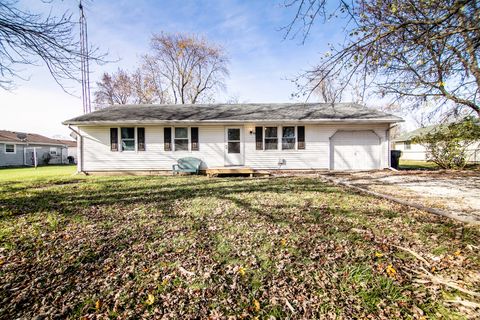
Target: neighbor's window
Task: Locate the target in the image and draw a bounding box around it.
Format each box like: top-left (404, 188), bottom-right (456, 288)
top-left (50, 147), bottom-right (57, 155)
top-left (174, 127), bottom-right (189, 151)
top-left (264, 127), bottom-right (278, 150)
top-left (282, 126), bottom-right (296, 150)
top-left (5, 144), bottom-right (15, 153)
top-left (405, 141), bottom-right (411, 150)
top-left (121, 127), bottom-right (135, 151)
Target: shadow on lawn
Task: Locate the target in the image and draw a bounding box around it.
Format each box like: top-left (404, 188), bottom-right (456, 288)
top-left (0, 177), bottom-right (345, 221)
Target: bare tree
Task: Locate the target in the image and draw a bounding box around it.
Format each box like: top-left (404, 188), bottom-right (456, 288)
top-left (94, 69), bottom-right (132, 105)
top-left (94, 68), bottom-right (169, 107)
top-left (283, 0), bottom-right (480, 117)
top-left (0, 0), bottom-right (103, 90)
top-left (143, 32), bottom-right (229, 104)
top-left (311, 71), bottom-right (342, 103)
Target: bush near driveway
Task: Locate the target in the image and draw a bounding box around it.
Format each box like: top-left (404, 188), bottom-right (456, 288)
top-left (0, 168), bottom-right (479, 319)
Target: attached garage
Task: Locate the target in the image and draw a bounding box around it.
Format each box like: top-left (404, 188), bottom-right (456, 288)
top-left (330, 130), bottom-right (381, 170)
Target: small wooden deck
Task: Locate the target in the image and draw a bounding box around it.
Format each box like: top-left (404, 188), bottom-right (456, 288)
top-left (205, 167), bottom-right (270, 178)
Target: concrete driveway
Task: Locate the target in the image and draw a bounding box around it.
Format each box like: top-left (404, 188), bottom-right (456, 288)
top-left (323, 170), bottom-right (480, 223)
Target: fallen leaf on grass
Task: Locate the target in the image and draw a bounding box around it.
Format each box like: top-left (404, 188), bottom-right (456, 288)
top-left (146, 293), bottom-right (155, 306)
top-left (238, 266), bottom-right (246, 277)
top-left (386, 264), bottom-right (396, 278)
top-left (375, 252), bottom-right (383, 258)
top-left (252, 299), bottom-right (260, 312)
top-left (95, 300), bottom-right (102, 311)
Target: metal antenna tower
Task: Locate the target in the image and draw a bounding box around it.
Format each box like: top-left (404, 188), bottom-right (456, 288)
top-left (79, 1), bottom-right (91, 114)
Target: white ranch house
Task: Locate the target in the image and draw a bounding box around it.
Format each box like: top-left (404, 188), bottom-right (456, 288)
top-left (63, 103), bottom-right (403, 173)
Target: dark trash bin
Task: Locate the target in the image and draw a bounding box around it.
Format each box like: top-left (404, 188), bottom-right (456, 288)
top-left (390, 150), bottom-right (402, 169)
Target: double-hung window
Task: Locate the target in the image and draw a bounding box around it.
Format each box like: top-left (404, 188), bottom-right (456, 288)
top-left (282, 127), bottom-right (296, 150)
top-left (5, 144), bottom-right (15, 153)
top-left (264, 127), bottom-right (278, 150)
top-left (121, 128), bottom-right (135, 151)
top-left (50, 147), bottom-right (58, 155)
top-left (174, 127), bottom-right (189, 151)
top-left (405, 141), bottom-right (411, 150)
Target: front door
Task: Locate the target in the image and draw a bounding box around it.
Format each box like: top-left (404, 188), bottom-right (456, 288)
top-left (225, 127), bottom-right (243, 166)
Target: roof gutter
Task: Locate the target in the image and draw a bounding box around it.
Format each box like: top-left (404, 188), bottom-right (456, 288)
top-left (63, 118), bottom-right (404, 126)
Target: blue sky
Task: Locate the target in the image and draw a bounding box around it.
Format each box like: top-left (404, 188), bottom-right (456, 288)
top-left (0, 0), bottom-right (398, 137)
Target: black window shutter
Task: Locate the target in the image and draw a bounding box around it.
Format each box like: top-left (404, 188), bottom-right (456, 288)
top-left (110, 128), bottom-right (118, 151)
top-left (137, 127), bottom-right (145, 151)
top-left (164, 127), bottom-right (172, 151)
top-left (255, 126), bottom-right (263, 150)
top-left (191, 127), bottom-right (199, 151)
top-left (297, 126), bottom-right (305, 149)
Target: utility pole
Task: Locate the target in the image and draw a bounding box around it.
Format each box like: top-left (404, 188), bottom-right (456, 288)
top-left (79, 0), bottom-right (91, 114)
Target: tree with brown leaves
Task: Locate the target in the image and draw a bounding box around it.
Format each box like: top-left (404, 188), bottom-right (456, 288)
top-left (94, 68), bottom-right (169, 107)
top-left (143, 32), bottom-right (229, 104)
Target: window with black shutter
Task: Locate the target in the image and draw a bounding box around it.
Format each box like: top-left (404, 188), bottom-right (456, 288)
top-left (110, 128), bottom-right (118, 151)
top-left (164, 127), bottom-right (172, 151)
top-left (255, 126), bottom-right (263, 150)
top-left (191, 127), bottom-right (199, 151)
top-left (264, 127), bottom-right (278, 150)
top-left (297, 126), bottom-right (305, 149)
top-left (137, 127), bottom-right (145, 151)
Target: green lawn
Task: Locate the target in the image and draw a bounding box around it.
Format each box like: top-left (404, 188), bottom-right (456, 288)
top-left (399, 159), bottom-right (439, 170)
top-left (0, 165), bottom-right (77, 182)
top-left (399, 159), bottom-right (479, 171)
top-left (0, 167), bottom-right (479, 319)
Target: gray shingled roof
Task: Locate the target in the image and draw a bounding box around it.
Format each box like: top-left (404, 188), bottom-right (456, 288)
top-left (394, 125), bottom-right (437, 142)
top-left (63, 103), bottom-right (403, 124)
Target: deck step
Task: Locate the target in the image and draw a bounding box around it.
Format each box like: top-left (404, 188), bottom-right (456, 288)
top-left (205, 167), bottom-right (270, 177)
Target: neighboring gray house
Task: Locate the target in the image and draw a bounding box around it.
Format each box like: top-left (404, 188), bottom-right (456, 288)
top-left (64, 103), bottom-right (403, 173)
top-left (0, 130), bottom-right (72, 167)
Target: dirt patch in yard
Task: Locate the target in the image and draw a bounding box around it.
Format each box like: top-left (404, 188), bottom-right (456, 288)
top-left (324, 170), bottom-right (480, 223)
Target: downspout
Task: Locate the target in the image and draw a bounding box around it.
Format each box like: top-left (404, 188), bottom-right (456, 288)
top-left (67, 125), bottom-right (84, 173)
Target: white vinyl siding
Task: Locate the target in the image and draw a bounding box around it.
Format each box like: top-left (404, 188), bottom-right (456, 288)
top-left (244, 124), bottom-right (389, 170)
top-left (80, 126), bottom-right (225, 171)
top-left (79, 123), bottom-right (390, 171)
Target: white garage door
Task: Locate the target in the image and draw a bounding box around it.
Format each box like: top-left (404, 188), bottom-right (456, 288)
top-left (331, 131), bottom-right (381, 170)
